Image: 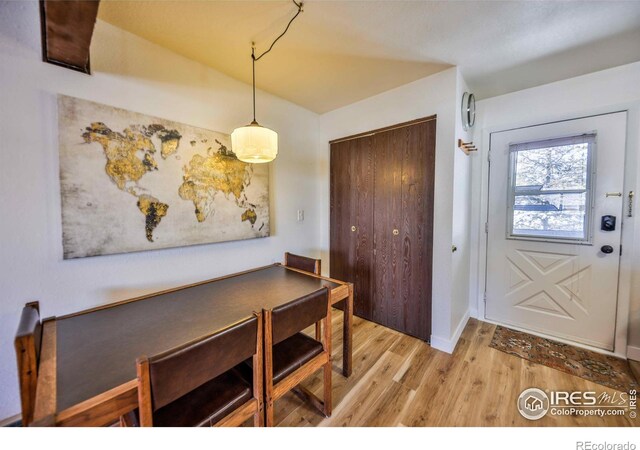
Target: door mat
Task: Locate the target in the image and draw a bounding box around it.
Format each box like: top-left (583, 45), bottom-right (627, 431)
top-left (489, 325), bottom-right (639, 393)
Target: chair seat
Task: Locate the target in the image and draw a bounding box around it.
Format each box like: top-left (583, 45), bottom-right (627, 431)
top-left (273, 333), bottom-right (324, 384)
top-left (153, 367), bottom-right (252, 427)
top-left (246, 332), bottom-right (323, 385)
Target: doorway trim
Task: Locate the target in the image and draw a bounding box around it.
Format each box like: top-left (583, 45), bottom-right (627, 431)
top-left (473, 101), bottom-right (640, 358)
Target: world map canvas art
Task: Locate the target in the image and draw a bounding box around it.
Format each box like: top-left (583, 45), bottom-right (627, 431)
top-left (58, 95), bottom-right (270, 259)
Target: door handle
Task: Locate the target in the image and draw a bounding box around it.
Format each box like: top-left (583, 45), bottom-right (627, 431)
top-left (600, 245), bottom-right (614, 254)
top-left (628, 191), bottom-right (634, 218)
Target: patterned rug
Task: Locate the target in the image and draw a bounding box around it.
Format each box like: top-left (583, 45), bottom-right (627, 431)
top-left (489, 326), bottom-right (639, 393)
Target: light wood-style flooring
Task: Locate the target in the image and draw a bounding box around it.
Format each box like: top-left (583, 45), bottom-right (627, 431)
top-left (271, 309), bottom-right (636, 426)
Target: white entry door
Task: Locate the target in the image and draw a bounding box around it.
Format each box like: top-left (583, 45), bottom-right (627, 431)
top-left (485, 112), bottom-right (627, 351)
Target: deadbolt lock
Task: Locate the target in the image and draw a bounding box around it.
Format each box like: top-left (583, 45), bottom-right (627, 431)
top-left (392, 229), bottom-right (399, 236)
top-left (351, 226), bottom-right (356, 232)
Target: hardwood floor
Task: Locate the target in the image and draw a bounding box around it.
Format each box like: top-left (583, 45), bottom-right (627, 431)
top-left (270, 309), bottom-right (636, 427)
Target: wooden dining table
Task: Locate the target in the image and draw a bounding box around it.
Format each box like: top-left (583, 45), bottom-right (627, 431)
top-left (31, 264), bottom-right (353, 427)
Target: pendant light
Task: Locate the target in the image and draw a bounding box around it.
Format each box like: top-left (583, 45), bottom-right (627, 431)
top-left (232, 0), bottom-right (304, 164)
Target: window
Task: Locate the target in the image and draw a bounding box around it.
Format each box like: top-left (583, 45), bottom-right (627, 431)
top-left (508, 134), bottom-right (595, 242)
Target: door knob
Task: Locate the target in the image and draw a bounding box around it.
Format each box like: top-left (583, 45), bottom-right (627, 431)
top-left (392, 229), bottom-right (399, 236)
top-left (601, 245), bottom-right (614, 254)
top-left (351, 226), bottom-right (356, 232)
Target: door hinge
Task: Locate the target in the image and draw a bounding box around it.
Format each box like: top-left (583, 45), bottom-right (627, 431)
top-left (483, 292), bottom-right (487, 305)
top-left (620, 245), bottom-right (622, 256)
top-left (487, 151), bottom-right (491, 163)
top-left (485, 222), bottom-right (489, 234)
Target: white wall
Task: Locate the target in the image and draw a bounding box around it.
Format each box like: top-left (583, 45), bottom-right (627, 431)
top-left (318, 67), bottom-right (471, 352)
top-left (0, 1), bottom-right (323, 420)
top-left (469, 62), bottom-right (640, 357)
top-left (451, 76), bottom-right (473, 336)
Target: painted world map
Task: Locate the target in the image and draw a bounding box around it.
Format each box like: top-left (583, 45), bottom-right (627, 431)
top-left (58, 95), bottom-right (269, 259)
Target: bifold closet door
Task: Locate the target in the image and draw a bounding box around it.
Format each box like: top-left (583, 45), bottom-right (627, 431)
top-left (329, 136), bottom-right (374, 318)
top-left (372, 120), bottom-right (435, 341)
top-left (330, 117), bottom-right (435, 342)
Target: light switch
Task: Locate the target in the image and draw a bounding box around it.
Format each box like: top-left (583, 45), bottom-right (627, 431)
top-left (297, 209), bottom-right (304, 222)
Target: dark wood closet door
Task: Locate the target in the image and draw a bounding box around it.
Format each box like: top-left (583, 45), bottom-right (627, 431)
top-left (372, 128), bottom-right (403, 327)
top-left (399, 120), bottom-right (435, 340)
top-left (330, 117), bottom-right (435, 342)
top-left (329, 140), bottom-right (353, 285)
top-left (372, 121), bottom-right (435, 340)
top-left (330, 136), bottom-right (374, 317)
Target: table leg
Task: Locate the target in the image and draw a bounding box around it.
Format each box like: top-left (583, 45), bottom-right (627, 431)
top-left (342, 283), bottom-right (353, 377)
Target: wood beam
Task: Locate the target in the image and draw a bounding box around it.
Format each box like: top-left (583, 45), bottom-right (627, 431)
top-left (40, 0), bottom-right (100, 74)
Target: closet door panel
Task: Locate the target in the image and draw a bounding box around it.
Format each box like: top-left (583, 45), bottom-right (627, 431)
top-left (400, 120), bottom-right (435, 340)
top-left (330, 140), bottom-right (354, 286)
top-left (373, 128), bottom-right (403, 327)
top-left (330, 137), bottom-right (374, 318)
top-left (352, 136), bottom-right (374, 318)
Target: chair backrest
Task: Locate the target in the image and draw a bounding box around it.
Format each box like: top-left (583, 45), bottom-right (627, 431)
top-left (14, 301), bottom-right (42, 426)
top-left (271, 288), bottom-right (328, 345)
top-left (284, 252), bottom-right (321, 275)
top-left (143, 314), bottom-right (258, 412)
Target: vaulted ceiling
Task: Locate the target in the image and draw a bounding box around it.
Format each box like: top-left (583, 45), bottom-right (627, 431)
top-left (98, 0), bottom-right (640, 114)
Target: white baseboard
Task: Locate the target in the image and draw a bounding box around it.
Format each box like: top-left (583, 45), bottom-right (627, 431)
top-left (0, 413), bottom-right (20, 427)
top-left (627, 345), bottom-right (640, 361)
top-left (430, 309), bottom-right (470, 354)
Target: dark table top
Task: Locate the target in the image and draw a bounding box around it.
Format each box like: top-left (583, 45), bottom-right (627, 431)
top-left (55, 265), bottom-right (339, 411)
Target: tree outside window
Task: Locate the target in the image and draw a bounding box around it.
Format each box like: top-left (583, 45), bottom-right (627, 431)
top-left (509, 134), bottom-right (594, 241)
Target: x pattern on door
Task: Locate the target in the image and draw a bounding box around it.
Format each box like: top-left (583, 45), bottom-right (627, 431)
top-left (506, 248), bottom-right (590, 321)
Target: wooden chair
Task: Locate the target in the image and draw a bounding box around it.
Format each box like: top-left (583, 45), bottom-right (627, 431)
top-left (284, 252), bottom-right (323, 340)
top-left (262, 287), bottom-right (331, 426)
top-left (284, 252), bottom-right (321, 276)
top-left (136, 313), bottom-right (263, 427)
top-left (14, 301), bottom-right (42, 427)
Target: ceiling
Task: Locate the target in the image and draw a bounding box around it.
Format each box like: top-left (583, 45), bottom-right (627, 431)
top-left (98, 0), bottom-right (640, 114)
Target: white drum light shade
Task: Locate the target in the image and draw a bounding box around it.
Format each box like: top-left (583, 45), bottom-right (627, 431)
top-left (231, 121), bottom-right (278, 163)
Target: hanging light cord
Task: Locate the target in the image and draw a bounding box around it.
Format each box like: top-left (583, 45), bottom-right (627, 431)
top-left (253, 0), bottom-right (303, 62)
top-left (250, 0), bottom-right (303, 124)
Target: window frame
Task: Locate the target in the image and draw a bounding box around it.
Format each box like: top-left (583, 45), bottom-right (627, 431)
top-left (506, 133), bottom-right (597, 245)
